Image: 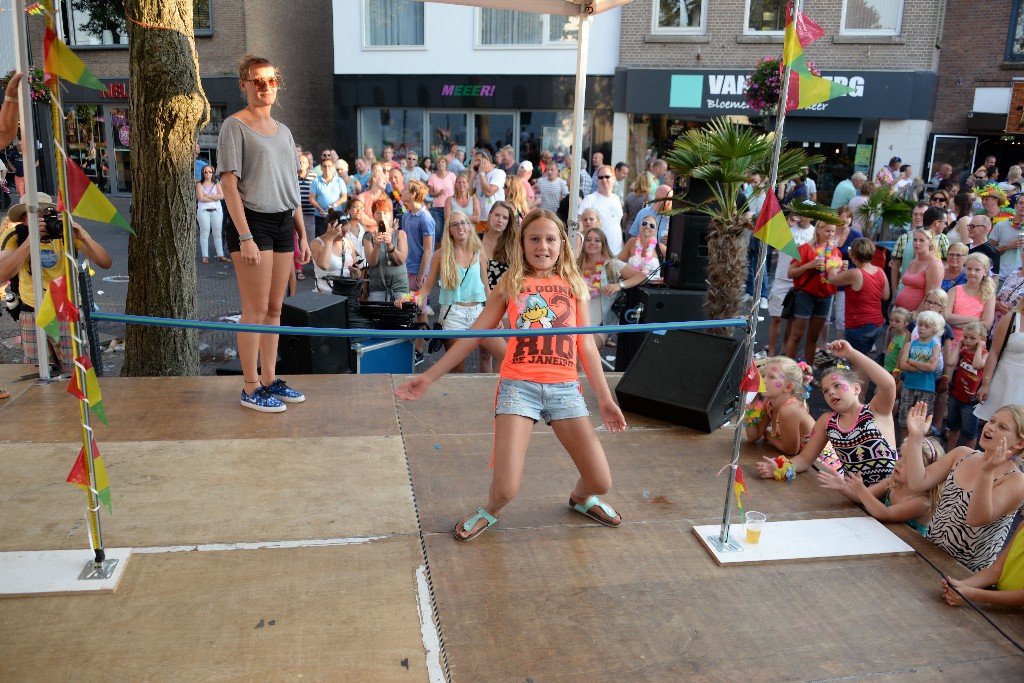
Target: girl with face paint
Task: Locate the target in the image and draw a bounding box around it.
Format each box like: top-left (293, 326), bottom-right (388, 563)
top-left (743, 357), bottom-right (815, 456)
top-left (756, 340), bottom-right (899, 485)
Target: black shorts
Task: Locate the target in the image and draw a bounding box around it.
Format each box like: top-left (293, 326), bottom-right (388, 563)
top-left (226, 207), bottom-right (295, 253)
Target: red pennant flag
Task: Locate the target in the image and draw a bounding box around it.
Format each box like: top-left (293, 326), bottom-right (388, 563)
top-left (61, 156), bottom-right (134, 234)
top-left (734, 467), bottom-right (747, 510)
top-left (48, 275), bottom-right (79, 323)
top-left (740, 361), bottom-right (765, 393)
top-left (66, 439), bottom-right (112, 513)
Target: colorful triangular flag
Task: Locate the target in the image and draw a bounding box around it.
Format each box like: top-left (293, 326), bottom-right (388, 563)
top-left (60, 155), bottom-right (134, 234)
top-left (66, 439), bottom-right (111, 513)
top-left (783, 2), bottom-right (825, 76)
top-left (753, 192), bottom-right (800, 259)
top-left (47, 274), bottom-right (79, 323)
top-left (740, 360), bottom-right (766, 393)
top-left (25, 2), bottom-right (44, 15)
top-left (75, 355), bottom-right (109, 426)
top-left (34, 285), bottom-right (60, 341)
top-left (734, 467), bottom-right (747, 511)
top-left (786, 71), bottom-right (857, 112)
top-left (43, 26), bottom-right (105, 91)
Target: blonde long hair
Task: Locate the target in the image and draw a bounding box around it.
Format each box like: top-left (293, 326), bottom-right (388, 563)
top-left (439, 211), bottom-right (482, 291)
top-left (499, 208), bottom-right (588, 302)
top-left (504, 176), bottom-right (530, 218)
top-left (576, 227), bottom-right (617, 283)
top-left (964, 252), bottom-right (995, 302)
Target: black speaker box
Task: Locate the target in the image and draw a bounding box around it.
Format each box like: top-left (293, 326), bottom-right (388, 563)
top-left (615, 329), bottom-right (744, 432)
top-left (277, 291), bottom-right (351, 374)
top-left (614, 287), bottom-right (708, 372)
top-left (664, 213), bottom-right (711, 291)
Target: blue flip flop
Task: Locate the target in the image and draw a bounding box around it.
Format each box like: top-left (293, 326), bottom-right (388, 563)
top-left (569, 495), bottom-right (622, 527)
top-left (455, 507), bottom-right (498, 542)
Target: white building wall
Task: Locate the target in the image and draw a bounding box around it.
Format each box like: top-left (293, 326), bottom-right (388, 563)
top-left (334, 2), bottom-right (621, 76)
top-left (874, 119), bottom-right (933, 184)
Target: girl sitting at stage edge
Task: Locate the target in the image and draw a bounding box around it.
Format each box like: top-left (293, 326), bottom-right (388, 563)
top-left (902, 401), bottom-right (1024, 572)
top-left (817, 435), bottom-right (944, 537)
top-left (743, 357), bottom-right (815, 456)
top-left (756, 340), bottom-right (899, 485)
top-left (395, 208), bottom-right (627, 541)
top-left (942, 525), bottom-right (1024, 608)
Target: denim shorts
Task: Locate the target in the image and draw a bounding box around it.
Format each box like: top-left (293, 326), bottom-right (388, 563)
top-left (947, 394), bottom-right (980, 439)
top-left (494, 378), bottom-right (590, 424)
top-left (792, 289), bottom-right (833, 320)
top-left (845, 322), bottom-right (885, 356)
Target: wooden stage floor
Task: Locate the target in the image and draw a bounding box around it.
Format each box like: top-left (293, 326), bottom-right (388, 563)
top-left (1, 365), bottom-right (1022, 681)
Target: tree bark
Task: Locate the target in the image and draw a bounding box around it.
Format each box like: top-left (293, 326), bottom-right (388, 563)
top-left (704, 219), bottom-right (749, 334)
top-left (122, 1), bottom-right (209, 376)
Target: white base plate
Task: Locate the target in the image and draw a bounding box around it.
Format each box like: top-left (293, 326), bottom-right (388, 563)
top-left (693, 517), bottom-right (914, 565)
top-left (0, 548), bottom-right (132, 597)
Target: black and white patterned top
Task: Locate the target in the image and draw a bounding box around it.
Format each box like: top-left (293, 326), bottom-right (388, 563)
top-left (928, 453), bottom-right (1021, 572)
top-left (487, 259), bottom-right (509, 290)
top-left (825, 405), bottom-right (898, 485)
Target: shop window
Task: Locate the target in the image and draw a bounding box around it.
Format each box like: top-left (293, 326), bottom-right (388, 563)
top-left (360, 108), bottom-right (425, 159)
top-left (652, 0), bottom-right (706, 34)
top-left (745, 0), bottom-right (786, 33)
top-left (1007, 0), bottom-right (1024, 62)
top-left (518, 111), bottom-right (592, 164)
top-left (363, 0), bottom-right (424, 48)
top-left (66, 0), bottom-right (214, 46)
top-left (840, 0), bottom-right (903, 35)
top-left (478, 9), bottom-right (577, 46)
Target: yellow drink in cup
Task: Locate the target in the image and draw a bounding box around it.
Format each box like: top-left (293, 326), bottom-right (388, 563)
top-left (744, 511), bottom-right (766, 545)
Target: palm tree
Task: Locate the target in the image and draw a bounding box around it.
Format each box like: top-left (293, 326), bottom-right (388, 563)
top-left (663, 117), bottom-right (825, 325)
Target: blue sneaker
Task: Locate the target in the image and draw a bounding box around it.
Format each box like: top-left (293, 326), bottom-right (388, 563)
top-left (240, 386), bottom-right (286, 413)
top-left (264, 379), bottom-right (305, 403)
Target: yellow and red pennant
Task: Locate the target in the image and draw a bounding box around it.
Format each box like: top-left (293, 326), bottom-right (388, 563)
top-left (753, 192), bottom-right (800, 259)
top-left (781, 2), bottom-right (855, 112)
top-left (734, 467), bottom-right (747, 511)
top-left (59, 156), bottom-right (134, 234)
top-left (740, 360), bottom-right (766, 394)
top-left (67, 439), bottom-right (112, 513)
top-left (68, 355), bottom-right (109, 426)
top-left (43, 26), bottom-right (105, 91)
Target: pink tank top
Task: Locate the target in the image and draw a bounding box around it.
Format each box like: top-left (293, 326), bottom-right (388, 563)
top-left (894, 268), bottom-right (928, 311)
top-left (950, 285), bottom-right (986, 344)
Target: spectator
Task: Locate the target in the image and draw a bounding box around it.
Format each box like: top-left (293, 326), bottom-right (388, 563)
top-left (968, 215), bottom-right (1001, 279)
top-left (516, 160), bottom-right (539, 208)
top-left (611, 162), bottom-right (629, 205)
top-left (353, 157), bottom-right (371, 191)
top-left (645, 159), bottom-right (667, 199)
top-left (628, 184), bottom-right (672, 243)
top-left (445, 172), bottom-right (480, 226)
top-left (400, 151), bottom-right (429, 185)
top-left (310, 156), bottom-right (347, 238)
top-left (876, 156), bottom-right (902, 188)
top-left (469, 149), bottom-right (506, 232)
top-left (196, 164), bottom-right (227, 264)
top-left (402, 180), bottom-right (436, 363)
top-left (578, 165), bottom-right (624, 254)
top-left (194, 143), bottom-right (208, 181)
top-left (535, 162), bottom-right (568, 213)
top-left (831, 171), bottom-right (865, 210)
top-left (427, 155), bottom-right (456, 229)
top-left (0, 74), bottom-right (22, 149)
top-left (990, 194), bottom-right (1024, 282)
top-left (622, 173), bottom-right (651, 235)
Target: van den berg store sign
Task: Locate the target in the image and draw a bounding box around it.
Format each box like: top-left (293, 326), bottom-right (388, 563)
top-left (647, 70), bottom-right (933, 119)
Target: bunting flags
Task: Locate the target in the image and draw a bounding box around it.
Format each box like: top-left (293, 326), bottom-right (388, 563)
top-left (67, 439), bottom-right (112, 513)
top-left (34, 284), bottom-right (60, 341)
top-left (25, 2), bottom-right (44, 15)
top-left (60, 156), bottom-right (134, 234)
top-left (753, 192), bottom-right (800, 258)
top-left (68, 356), bottom-right (109, 426)
top-left (782, 2), bottom-right (855, 112)
top-left (740, 360), bottom-right (766, 394)
top-left (43, 26), bottom-right (105, 91)
top-left (734, 467), bottom-right (747, 511)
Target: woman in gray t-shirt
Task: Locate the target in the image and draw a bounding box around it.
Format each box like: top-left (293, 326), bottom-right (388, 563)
top-left (218, 54), bottom-right (310, 413)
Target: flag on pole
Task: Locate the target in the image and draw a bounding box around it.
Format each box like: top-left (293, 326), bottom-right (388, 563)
top-left (34, 285), bottom-right (60, 341)
top-left (781, 3), bottom-right (856, 112)
top-left (25, 2), bottom-right (44, 15)
top-left (48, 274), bottom-right (79, 323)
top-left (43, 26), bottom-right (105, 91)
top-left (786, 71), bottom-right (857, 112)
top-left (753, 192), bottom-right (800, 258)
top-left (782, 2), bottom-right (825, 75)
top-left (59, 156), bottom-right (134, 234)
top-left (67, 439), bottom-right (112, 513)
top-left (734, 467), bottom-right (747, 510)
top-left (71, 355), bottom-right (109, 426)
top-left (740, 360), bottom-right (766, 393)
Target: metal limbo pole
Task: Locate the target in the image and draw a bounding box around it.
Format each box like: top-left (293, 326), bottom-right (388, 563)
top-left (46, 0), bottom-right (112, 575)
top-left (567, 4), bottom-right (591, 250)
top-left (708, 0), bottom-right (801, 553)
top-left (11, 0), bottom-right (50, 380)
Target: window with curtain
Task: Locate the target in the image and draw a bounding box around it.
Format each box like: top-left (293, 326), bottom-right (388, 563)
top-left (66, 0), bottom-right (213, 46)
top-left (841, 0), bottom-right (903, 34)
top-left (653, 0), bottom-right (706, 32)
top-left (1007, 0), bottom-right (1024, 62)
top-left (745, 0), bottom-right (787, 32)
top-left (479, 9), bottom-right (577, 46)
top-left (364, 0), bottom-right (424, 47)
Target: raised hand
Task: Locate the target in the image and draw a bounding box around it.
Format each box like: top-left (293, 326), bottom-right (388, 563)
top-left (905, 402), bottom-right (933, 438)
top-left (826, 339), bottom-right (854, 359)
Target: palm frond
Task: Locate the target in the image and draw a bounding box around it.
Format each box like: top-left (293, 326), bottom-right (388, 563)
top-left (788, 199), bottom-right (845, 226)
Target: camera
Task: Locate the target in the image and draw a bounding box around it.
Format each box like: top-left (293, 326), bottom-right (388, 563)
top-left (377, 220), bottom-right (388, 234)
top-left (40, 208), bottom-right (63, 242)
top-left (326, 208), bottom-right (350, 225)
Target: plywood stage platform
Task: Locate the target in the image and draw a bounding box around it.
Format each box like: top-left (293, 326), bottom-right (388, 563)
top-left (1, 367), bottom-right (1023, 681)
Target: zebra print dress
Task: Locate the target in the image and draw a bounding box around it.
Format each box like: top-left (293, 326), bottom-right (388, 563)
top-left (928, 454), bottom-right (1022, 572)
top-left (825, 405), bottom-right (898, 485)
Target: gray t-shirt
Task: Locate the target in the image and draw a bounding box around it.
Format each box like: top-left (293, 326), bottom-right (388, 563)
top-left (217, 116), bottom-right (300, 214)
top-left (992, 219), bottom-right (1023, 279)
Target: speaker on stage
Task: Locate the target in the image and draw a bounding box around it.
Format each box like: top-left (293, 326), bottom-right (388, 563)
top-left (615, 329), bottom-right (743, 432)
top-left (614, 287), bottom-right (708, 371)
top-left (277, 290), bottom-right (351, 374)
top-left (664, 213), bottom-right (711, 291)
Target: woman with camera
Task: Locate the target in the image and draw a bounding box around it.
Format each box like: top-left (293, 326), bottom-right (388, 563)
top-left (310, 211), bottom-right (361, 293)
top-left (362, 196), bottom-right (409, 302)
top-left (310, 156), bottom-right (347, 239)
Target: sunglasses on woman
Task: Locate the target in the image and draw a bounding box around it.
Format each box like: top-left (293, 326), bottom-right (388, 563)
top-left (244, 76), bottom-right (279, 89)
top-left (931, 197), bottom-right (947, 204)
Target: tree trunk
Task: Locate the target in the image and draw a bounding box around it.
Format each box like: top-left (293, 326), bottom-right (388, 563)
top-left (122, 1), bottom-right (209, 376)
top-left (704, 219), bottom-right (749, 333)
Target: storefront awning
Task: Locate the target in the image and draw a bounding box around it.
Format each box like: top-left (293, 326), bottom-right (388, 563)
top-left (967, 111), bottom-right (1011, 134)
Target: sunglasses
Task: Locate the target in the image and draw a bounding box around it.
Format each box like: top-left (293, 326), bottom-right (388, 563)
top-left (641, 222), bottom-right (657, 228)
top-left (598, 175), bottom-right (612, 180)
top-left (244, 76), bottom-right (279, 89)
top-left (969, 222), bottom-right (988, 227)
top-left (923, 299), bottom-right (944, 307)
top-left (975, 175), bottom-right (986, 180)
top-left (931, 198), bottom-right (947, 203)
top-left (450, 220), bottom-right (471, 227)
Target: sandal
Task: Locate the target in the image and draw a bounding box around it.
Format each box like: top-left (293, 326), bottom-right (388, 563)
top-left (217, 256), bottom-right (230, 263)
top-left (454, 507), bottom-right (498, 542)
top-left (569, 495), bottom-right (622, 527)
top-left (201, 257), bottom-right (209, 264)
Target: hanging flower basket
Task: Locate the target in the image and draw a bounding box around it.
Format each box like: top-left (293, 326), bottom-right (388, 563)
top-left (1, 67), bottom-right (51, 104)
top-left (743, 56), bottom-right (822, 115)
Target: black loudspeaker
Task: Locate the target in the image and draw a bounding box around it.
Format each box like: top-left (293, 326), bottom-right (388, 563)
top-left (664, 213), bottom-right (711, 291)
top-left (614, 287), bottom-right (708, 371)
top-left (615, 329), bottom-right (744, 432)
top-left (277, 291), bottom-right (351, 374)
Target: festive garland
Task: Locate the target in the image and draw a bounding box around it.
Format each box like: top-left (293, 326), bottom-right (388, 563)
top-left (744, 398), bottom-right (765, 425)
top-left (770, 455), bottom-right (796, 481)
top-left (581, 258), bottom-right (605, 292)
top-left (815, 245), bottom-right (843, 285)
top-left (1, 67), bottom-right (50, 103)
top-left (399, 291), bottom-right (423, 308)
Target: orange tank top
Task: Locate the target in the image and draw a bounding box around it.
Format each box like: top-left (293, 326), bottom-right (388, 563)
top-left (500, 276), bottom-right (580, 383)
